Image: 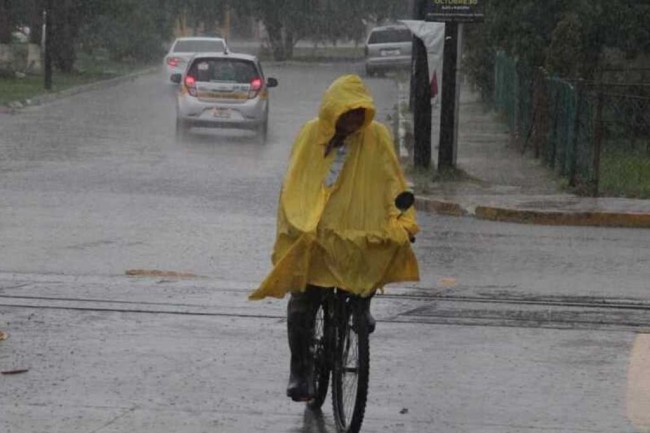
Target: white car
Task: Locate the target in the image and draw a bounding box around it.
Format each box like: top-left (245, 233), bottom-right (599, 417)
top-left (173, 52), bottom-right (278, 141)
top-left (364, 24), bottom-right (413, 77)
top-left (163, 37), bottom-right (229, 83)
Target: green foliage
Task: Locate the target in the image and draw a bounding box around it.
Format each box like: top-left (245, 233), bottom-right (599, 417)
top-left (545, 13), bottom-right (585, 78)
top-left (78, 0), bottom-right (175, 63)
top-left (464, 0), bottom-right (650, 99)
top-left (599, 145), bottom-right (650, 198)
top-left (232, 0), bottom-right (409, 60)
top-left (463, 23), bottom-right (496, 103)
top-left (4, 0), bottom-right (413, 65)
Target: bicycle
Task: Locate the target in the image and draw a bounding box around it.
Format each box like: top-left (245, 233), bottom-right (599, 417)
top-left (305, 191), bottom-right (415, 433)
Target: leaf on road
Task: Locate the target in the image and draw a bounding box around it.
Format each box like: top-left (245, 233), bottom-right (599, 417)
top-left (1, 369), bottom-right (29, 375)
top-left (438, 277), bottom-right (458, 287)
top-left (0, 330), bottom-right (7, 341)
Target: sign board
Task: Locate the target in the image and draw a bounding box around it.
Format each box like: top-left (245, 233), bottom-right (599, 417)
top-left (426, 0), bottom-right (485, 22)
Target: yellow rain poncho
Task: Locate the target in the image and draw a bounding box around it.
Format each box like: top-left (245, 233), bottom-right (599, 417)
top-left (249, 75), bottom-right (419, 300)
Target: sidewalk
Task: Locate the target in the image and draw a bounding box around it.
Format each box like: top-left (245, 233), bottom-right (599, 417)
top-left (397, 82), bottom-right (650, 228)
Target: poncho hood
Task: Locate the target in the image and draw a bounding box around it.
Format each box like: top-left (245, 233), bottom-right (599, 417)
top-left (316, 74), bottom-right (376, 144)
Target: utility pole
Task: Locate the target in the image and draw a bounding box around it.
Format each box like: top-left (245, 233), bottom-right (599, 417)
top-left (412, 0), bottom-right (431, 168)
top-left (437, 22), bottom-right (458, 170)
top-left (43, 0), bottom-right (52, 90)
top-left (223, 4), bottom-right (231, 41)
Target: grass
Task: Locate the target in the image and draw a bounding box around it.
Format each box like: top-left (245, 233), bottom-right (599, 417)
top-left (599, 147), bottom-right (650, 199)
top-left (0, 54), bottom-right (150, 106)
top-left (0, 73), bottom-right (110, 105)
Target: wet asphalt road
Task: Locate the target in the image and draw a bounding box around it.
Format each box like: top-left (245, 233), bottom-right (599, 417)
top-left (1, 63), bottom-right (650, 432)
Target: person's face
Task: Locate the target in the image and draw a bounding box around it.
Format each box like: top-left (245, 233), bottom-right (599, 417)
top-left (336, 109), bottom-right (366, 135)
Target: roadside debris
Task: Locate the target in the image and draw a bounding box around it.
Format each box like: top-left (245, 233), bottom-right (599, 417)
top-left (2, 369), bottom-right (29, 375)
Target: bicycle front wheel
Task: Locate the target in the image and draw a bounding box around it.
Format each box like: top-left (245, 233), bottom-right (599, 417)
top-left (332, 300), bottom-right (369, 433)
top-left (307, 301), bottom-right (330, 410)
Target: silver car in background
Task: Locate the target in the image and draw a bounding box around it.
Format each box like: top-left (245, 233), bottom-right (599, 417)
top-left (173, 52), bottom-right (278, 141)
top-left (163, 37), bottom-right (229, 82)
top-left (364, 24), bottom-right (413, 76)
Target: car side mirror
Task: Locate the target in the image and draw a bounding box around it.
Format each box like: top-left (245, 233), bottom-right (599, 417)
top-left (266, 77), bottom-right (278, 88)
top-left (170, 73), bottom-right (182, 84)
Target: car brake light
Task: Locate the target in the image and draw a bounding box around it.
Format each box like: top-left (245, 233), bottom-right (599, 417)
top-left (248, 77), bottom-right (263, 99)
top-left (167, 57), bottom-right (179, 67)
top-left (185, 76), bottom-right (197, 97)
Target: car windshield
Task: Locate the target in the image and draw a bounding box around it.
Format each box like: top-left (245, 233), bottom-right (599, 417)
top-left (173, 39), bottom-right (225, 53)
top-left (368, 28), bottom-right (412, 44)
top-left (188, 59), bottom-right (258, 83)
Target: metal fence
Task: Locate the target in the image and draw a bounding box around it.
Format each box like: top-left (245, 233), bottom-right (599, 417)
top-left (494, 52), bottom-right (650, 198)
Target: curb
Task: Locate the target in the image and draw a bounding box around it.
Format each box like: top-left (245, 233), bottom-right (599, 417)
top-left (474, 205), bottom-right (650, 229)
top-left (1, 66), bottom-right (159, 112)
top-left (415, 196), bottom-right (650, 229)
top-left (415, 197), bottom-right (468, 217)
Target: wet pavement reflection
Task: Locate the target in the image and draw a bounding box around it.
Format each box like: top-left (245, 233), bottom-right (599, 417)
top-left (292, 408), bottom-right (334, 433)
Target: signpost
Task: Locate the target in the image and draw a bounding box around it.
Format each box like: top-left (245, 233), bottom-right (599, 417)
top-left (426, 0), bottom-right (486, 22)
top-left (424, 0), bottom-right (484, 170)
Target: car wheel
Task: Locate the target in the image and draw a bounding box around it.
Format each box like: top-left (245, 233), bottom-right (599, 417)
top-left (175, 117), bottom-right (190, 141)
top-left (365, 66), bottom-right (375, 77)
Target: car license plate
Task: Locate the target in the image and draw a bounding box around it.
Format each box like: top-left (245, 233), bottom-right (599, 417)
top-left (381, 49), bottom-right (400, 56)
top-left (212, 108), bottom-right (231, 119)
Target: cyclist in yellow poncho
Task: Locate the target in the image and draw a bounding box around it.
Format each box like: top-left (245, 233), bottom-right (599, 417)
top-left (249, 74), bottom-right (420, 401)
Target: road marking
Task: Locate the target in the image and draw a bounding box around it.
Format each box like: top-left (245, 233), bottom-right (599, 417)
top-left (627, 333), bottom-right (650, 432)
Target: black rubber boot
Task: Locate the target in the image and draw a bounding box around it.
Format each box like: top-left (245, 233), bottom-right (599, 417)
top-left (286, 289), bottom-right (319, 402)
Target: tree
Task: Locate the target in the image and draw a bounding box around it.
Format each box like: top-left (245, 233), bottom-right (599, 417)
top-left (464, 0), bottom-right (650, 98)
top-left (233, 0), bottom-right (409, 60)
top-left (0, 0), bottom-right (13, 43)
top-left (232, 0), bottom-right (314, 60)
top-left (545, 13), bottom-right (585, 78)
top-left (50, 0), bottom-right (87, 72)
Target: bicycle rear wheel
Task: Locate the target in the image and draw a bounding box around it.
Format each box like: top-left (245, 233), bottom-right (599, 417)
top-left (307, 302), bottom-right (330, 410)
top-left (332, 298), bottom-right (369, 433)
